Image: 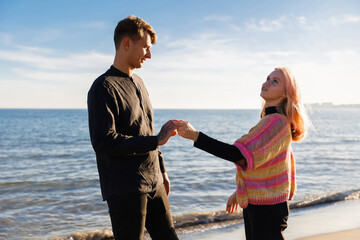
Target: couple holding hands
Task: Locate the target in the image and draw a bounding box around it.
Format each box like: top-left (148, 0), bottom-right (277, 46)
top-left (88, 16), bottom-right (309, 240)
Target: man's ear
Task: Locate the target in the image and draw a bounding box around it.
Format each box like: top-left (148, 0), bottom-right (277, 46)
top-left (122, 36), bottom-right (131, 50)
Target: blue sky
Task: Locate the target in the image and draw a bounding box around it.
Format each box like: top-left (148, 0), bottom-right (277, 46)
top-left (0, 0), bottom-right (359, 109)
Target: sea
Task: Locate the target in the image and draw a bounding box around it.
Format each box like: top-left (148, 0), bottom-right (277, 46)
top-left (0, 108), bottom-right (359, 240)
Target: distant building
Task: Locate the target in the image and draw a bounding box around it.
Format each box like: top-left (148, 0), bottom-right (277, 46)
top-left (306, 103), bottom-right (360, 109)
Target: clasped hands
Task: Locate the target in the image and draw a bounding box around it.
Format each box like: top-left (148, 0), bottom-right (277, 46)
top-left (157, 120), bottom-right (240, 214)
top-left (157, 120), bottom-right (199, 146)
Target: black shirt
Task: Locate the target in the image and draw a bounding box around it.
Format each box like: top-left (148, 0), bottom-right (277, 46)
top-left (194, 106), bottom-right (279, 163)
top-left (87, 66), bottom-right (165, 199)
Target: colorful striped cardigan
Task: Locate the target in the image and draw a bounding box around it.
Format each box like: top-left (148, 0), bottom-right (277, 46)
top-left (233, 113), bottom-right (296, 209)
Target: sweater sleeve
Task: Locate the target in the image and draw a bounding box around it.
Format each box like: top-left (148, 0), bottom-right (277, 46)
top-left (233, 114), bottom-right (292, 171)
top-left (194, 132), bottom-right (245, 163)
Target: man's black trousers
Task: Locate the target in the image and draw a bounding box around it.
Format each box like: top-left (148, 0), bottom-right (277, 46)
top-left (106, 185), bottom-right (178, 240)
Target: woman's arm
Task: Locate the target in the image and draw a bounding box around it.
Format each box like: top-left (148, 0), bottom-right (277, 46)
top-left (174, 121), bottom-right (246, 167)
top-left (195, 132), bottom-right (246, 167)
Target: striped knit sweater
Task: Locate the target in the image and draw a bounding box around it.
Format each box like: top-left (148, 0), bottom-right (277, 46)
top-left (233, 113), bottom-right (296, 209)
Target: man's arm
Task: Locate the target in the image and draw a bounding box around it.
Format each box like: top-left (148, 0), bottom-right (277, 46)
top-left (88, 81), bottom-right (176, 156)
top-left (158, 150), bottom-right (170, 195)
top-left (88, 81), bottom-right (156, 155)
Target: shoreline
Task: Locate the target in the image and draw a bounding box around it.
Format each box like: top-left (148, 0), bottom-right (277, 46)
top-left (297, 228), bottom-right (360, 240)
top-left (57, 199), bottom-right (360, 240)
top-left (178, 199), bottom-right (360, 240)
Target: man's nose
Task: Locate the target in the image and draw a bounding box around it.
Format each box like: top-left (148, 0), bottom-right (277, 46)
top-left (145, 49), bottom-right (151, 59)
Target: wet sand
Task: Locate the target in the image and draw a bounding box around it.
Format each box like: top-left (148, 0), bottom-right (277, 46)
top-left (297, 228), bottom-right (360, 240)
top-left (180, 199), bottom-right (360, 240)
top-left (62, 199), bottom-right (360, 240)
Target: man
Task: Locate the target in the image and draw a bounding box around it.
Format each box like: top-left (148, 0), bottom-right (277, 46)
top-left (87, 16), bottom-right (179, 240)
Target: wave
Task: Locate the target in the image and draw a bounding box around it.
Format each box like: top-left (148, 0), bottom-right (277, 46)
top-left (57, 189), bottom-right (360, 240)
top-left (289, 189), bottom-right (360, 209)
top-left (303, 139), bottom-right (358, 146)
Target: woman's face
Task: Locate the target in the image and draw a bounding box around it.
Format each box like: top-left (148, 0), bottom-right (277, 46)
top-left (260, 70), bottom-right (286, 106)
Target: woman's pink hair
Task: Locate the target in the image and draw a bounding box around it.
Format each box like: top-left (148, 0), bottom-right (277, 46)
top-left (261, 67), bottom-right (310, 142)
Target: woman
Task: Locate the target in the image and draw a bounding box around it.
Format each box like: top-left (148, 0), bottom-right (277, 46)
top-left (174, 67), bottom-right (309, 240)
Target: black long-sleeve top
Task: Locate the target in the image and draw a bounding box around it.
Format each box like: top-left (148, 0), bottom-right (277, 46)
top-left (194, 107), bottom-right (279, 163)
top-left (87, 66), bottom-right (165, 199)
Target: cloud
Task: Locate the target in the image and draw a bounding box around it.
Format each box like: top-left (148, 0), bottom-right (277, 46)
top-left (295, 14), bottom-right (360, 31)
top-left (11, 67), bottom-right (96, 83)
top-left (0, 45), bottom-right (106, 108)
top-left (141, 27), bottom-right (360, 108)
top-left (203, 14), bottom-right (232, 22)
top-left (0, 78), bottom-right (89, 108)
top-left (325, 49), bottom-right (360, 65)
top-left (297, 16), bottom-right (307, 25)
top-left (330, 14), bottom-right (360, 26)
top-left (0, 43), bottom-right (111, 108)
top-left (0, 32), bottom-right (13, 44)
top-left (16, 45), bottom-right (54, 54)
top-left (138, 33), bottom-right (308, 109)
top-left (158, 31), bottom-right (301, 70)
top-left (1, 12), bottom-right (359, 109)
top-left (27, 28), bottom-right (63, 44)
top-left (0, 45), bottom-right (112, 71)
top-left (245, 16), bottom-right (286, 32)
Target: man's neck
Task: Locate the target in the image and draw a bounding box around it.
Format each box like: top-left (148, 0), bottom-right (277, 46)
top-left (113, 54), bottom-right (134, 76)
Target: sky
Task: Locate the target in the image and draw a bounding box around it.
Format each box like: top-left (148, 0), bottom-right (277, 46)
top-left (0, 0), bottom-right (359, 109)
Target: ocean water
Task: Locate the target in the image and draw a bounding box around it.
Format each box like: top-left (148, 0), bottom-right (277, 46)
top-left (0, 108), bottom-right (359, 239)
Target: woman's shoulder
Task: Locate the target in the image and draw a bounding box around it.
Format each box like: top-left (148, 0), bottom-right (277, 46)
top-left (261, 113), bottom-right (289, 125)
top-left (250, 113), bottom-right (290, 135)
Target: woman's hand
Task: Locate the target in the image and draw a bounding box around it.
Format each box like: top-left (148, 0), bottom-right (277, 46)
top-left (226, 192), bottom-right (239, 214)
top-left (173, 120), bottom-right (199, 141)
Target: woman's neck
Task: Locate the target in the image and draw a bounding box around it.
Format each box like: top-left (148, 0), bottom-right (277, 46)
top-left (264, 100), bottom-right (281, 108)
top-left (265, 106), bottom-right (279, 115)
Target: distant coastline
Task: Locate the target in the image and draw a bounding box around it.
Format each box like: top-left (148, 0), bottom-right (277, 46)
top-left (306, 102), bottom-right (360, 109)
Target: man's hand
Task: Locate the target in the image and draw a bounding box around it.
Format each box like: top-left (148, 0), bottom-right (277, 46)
top-left (173, 120), bottom-right (199, 141)
top-left (157, 120), bottom-right (177, 146)
top-left (162, 172), bottom-right (171, 196)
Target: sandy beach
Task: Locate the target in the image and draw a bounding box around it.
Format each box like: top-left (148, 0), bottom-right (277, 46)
top-left (179, 199), bottom-right (360, 240)
top-left (298, 228), bottom-right (360, 240)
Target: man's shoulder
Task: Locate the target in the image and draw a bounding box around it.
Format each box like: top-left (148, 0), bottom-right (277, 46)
top-left (88, 71), bottom-right (117, 97)
top-left (90, 71), bottom-right (124, 89)
top-left (132, 73), bottom-right (146, 87)
top-left (132, 73), bottom-right (142, 80)
top-left (89, 73), bottom-right (107, 91)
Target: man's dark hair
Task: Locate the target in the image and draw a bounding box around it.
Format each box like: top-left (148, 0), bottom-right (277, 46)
top-left (114, 16), bottom-right (157, 49)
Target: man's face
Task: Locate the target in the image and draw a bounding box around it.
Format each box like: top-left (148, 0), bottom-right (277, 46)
top-left (128, 32), bottom-right (152, 69)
